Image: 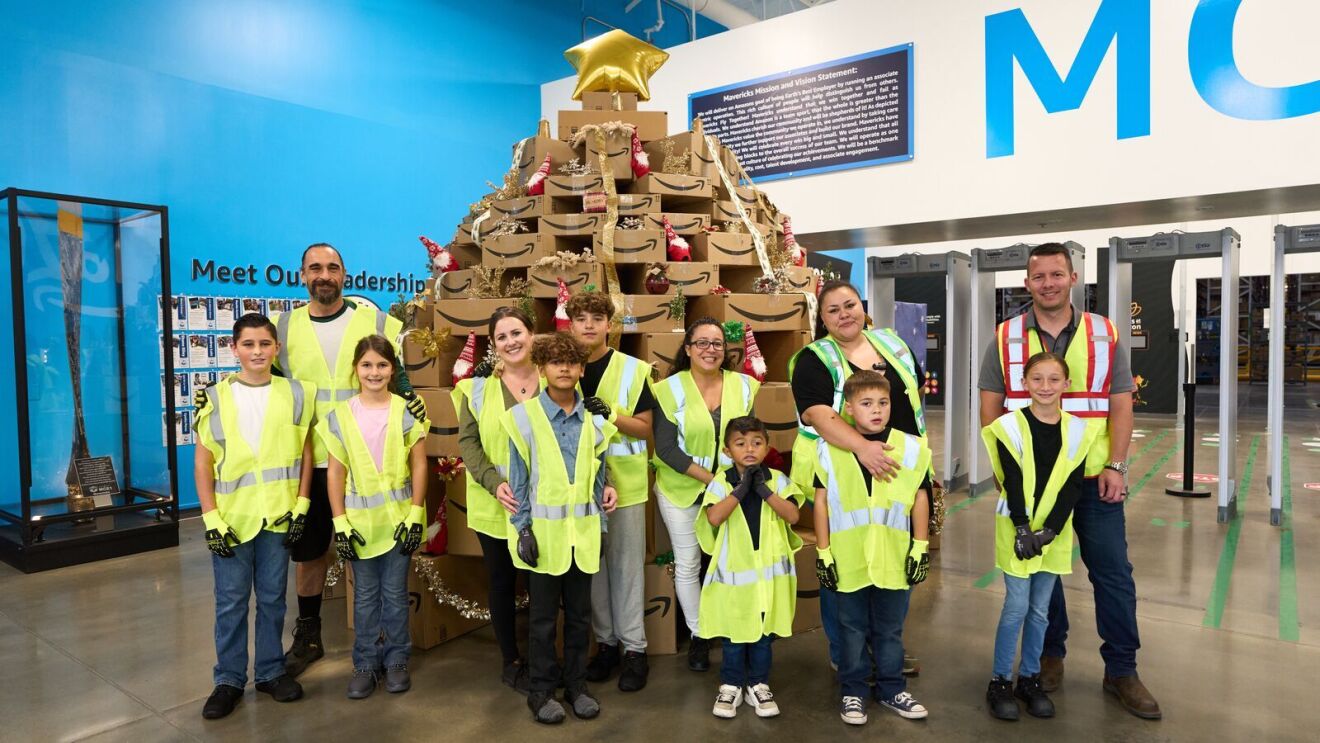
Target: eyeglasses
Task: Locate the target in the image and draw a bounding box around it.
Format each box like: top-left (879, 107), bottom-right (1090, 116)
top-left (688, 339), bottom-right (725, 351)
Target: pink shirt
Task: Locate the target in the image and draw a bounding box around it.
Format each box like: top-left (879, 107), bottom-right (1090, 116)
top-left (349, 396), bottom-right (391, 471)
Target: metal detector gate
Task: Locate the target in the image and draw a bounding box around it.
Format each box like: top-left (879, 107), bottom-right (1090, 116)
top-left (868, 252), bottom-right (972, 490)
top-left (968, 242), bottom-right (1087, 495)
top-left (1268, 224), bottom-right (1320, 525)
top-left (1110, 228), bottom-right (1241, 522)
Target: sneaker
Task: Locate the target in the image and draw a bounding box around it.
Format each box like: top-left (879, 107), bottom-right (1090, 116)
top-left (201, 684), bottom-right (243, 719)
top-left (501, 658), bottom-right (530, 695)
top-left (1015, 674), bottom-right (1054, 718)
top-left (284, 616), bottom-right (324, 679)
top-left (346, 669), bottom-right (377, 699)
top-left (585, 643), bottom-right (620, 683)
top-left (254, 674), bottom-right (303, 702)
top-left (744, 683), bottom-right (780, 718)
top-left (528, 691), bottom-right (566, 724)
top-left (986, 677), bottom-right (1019, 721)
top-left (688, 637), bottom-right (711, 672)
top-left (564, 686), bottom-right (600, 719)
top-left (902, 653), bottom-right (921, 677)
top-left (1039, 654), bottom-right (1064, 692)
top-left (618, 650), bottom-right (649, 692)
top-left (880, 690), bottom-right (928, 720)
top-left (712, 684), bottom-right (742, 718)
top-left (385, 664), bottom-right (411, 693)
top-left (840, 695), bottom-right (868, 725)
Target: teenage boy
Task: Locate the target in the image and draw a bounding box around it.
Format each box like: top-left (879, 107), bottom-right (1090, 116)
top-left (504, 332), bottom-right (619, 724)
top-left (814, 370), bottom-right (932, 725)
top-left (194, 314), bottom-right (316, 719)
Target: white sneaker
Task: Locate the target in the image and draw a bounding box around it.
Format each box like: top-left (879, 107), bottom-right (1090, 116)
top-left (880, 690), bottom-right (928, 719)
top-left (712, 684), bottom-right (741, 718)
top-left (744, 683), bottom-right (780, 718)
top-left (841, 695), bottom-right (868, 725)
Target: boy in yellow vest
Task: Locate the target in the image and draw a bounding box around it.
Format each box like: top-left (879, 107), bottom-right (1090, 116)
top-left (195, 314), bottom-right (316, 720)
top-left (504, 332), bottom-right (619, 724)
top-left (696, 416), bottom-right (802, 720)
top-left (813, 371), bottom-right (931, 725)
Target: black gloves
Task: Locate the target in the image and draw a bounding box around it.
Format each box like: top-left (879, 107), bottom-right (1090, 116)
top-left (906, 539), bottom-right (930, 585)
top-left (193, 385), bottom-right (211, 411)
top-left (403, 390), bottom-right (427, 422)
top-left (583, 396), bottom-right (612, 420)
top-left (205, 527), bottom-right (239, 558)
top-left (394, 505), bottom-right (426, 555)
top-left (750, 466), bottom-right (773, 500)
top-left (517, 526), bottom-right (539, 567)
top-left (333, 515), bottom-right (366, 561)
top-left (273, 498), bottom-right (311, 548)
top-left (472, 359), bottom-right (495, 379)
top-left (816, 546), bottom-right (838, 590)
top-left (1013, 524), bottom-right (1044, 560)
top-left (1035, 527), bottom-right (1057, 547)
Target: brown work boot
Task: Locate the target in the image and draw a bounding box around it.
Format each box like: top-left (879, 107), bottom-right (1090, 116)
top-left (1103, 674), bottom-right (1163, 720)
top-left (1039, 655), bottom-right (1064, 692)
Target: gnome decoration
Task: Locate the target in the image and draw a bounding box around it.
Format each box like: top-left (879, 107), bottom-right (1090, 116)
top-left (782, 216), bottom-right (805, 267)
top-left (663, 215), bottom-right (691, 262)
top-left (555, 278), bottom-right (572, 331)
top-left (452, 333), bottom-right (477, 385)
top-left (424, 498), bottom-right (449, 555)
top-left (526, 154), bottom-right (552, 196)
top-left (630, 128), bottom-right (650, 179)
top-left (420, 235), bottom-right (458, 273)
top-left (743, 323), bottom-right (767, 382)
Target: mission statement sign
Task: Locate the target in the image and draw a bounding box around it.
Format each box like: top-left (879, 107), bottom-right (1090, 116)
top-left (689, 45), bottom-right (913, 182)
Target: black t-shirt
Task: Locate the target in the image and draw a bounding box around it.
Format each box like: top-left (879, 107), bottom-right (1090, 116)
top-left (723, 466), bottom-right (764, 550)
top-left (581, 349), bottom-right (657, 414)
top-left (791, 348), bottom-right (924, 438)
top-left (996, 409), bottom-right (1083, 533)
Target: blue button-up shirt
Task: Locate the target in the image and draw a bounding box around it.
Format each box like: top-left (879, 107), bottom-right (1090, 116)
top-left (508, 390), bottom-right (608, 532)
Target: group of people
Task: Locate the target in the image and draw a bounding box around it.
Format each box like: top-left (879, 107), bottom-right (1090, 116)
top-left (193, 241), bottom-right (1163, 727)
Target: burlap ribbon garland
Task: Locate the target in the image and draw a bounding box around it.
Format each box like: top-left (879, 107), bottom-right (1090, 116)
top-left (588, 126), bottom-right (626, 347)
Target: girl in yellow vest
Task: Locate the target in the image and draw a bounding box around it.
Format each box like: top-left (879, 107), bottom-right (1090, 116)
top-left (452, 307), bottom-right (542, 693)
top-left (696, 416), bottom-right (802, 719)
top-left (982, 352), bottom-right (1097, 722)
top-left (195, 314), bottom-right (316, 720)
top-left (652, 317), bottom-right (760, 672)
top-left (318, 335), bottom-right (428, 700)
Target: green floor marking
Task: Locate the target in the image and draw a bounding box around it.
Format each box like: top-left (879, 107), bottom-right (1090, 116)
top-left (1127, 441), bottom-right (1182, 500)
top-left (1174, 520), bottom-right (1190, 528)
top-left (1279, 438), bottom-right (1299, 643)
top-left (974, 567), bottom-right (1002, 589)
top-left (1151, 518), bottom-right (1166, 527)
top-left (945, 490), bottom-right (986, 517)
top-left (1202, 435), bottom-right (1260, 629)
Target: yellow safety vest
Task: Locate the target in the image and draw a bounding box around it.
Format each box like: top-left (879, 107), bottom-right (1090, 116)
top-left (275, 302), bottom-right (404, 466)
top-left (788, 329), bottom-right (928, 494)
top-left (815, 429), bottom-right (931, 591)
top-left (588, 351), bottom-right (653, 508)
top-left (451, 375), bottom-right (545, 538)
top-left (651, 370), bottom-right (760, 508)
top-left (195, 377), bottom-right (315, 543)
top-left (982, 409), bottom-right (1096, 578)
top-left (502, 397), bottom-right (616, 576)
top-left (694, 468), bottom-right (802, 643)
top-left (997, 311), bottom-right (1115, 476)
top-left (316, 395), bottom-right (427, 559)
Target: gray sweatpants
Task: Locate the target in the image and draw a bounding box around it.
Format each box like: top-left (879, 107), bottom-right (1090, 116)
top-left (591, 501), bottom-right (647, 652)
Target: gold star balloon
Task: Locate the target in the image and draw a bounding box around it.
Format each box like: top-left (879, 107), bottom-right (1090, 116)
top-left (565, 29), bottom-right (669, 101)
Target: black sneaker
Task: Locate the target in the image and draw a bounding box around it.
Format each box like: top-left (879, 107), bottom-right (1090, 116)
top-left (502, 658), bottom-right (530, 695)
top-left (987, 677), bottom-right (1019, 721)
top-left (1015, 674), bottom-right (1055, 718)
top-left (688, 637), bottom-right (711, 672)
top-left (202, 684), bottom-right (243, 719)
top-left (284, 616), bottom-right (324, 679)
top-left (254, 674), bottom-right (303, 702)
top-left (618, 650), bottom-right (649, 692)
top-left (585, 643), bottom-right (619, 682)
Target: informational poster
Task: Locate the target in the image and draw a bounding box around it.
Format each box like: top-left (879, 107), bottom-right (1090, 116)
top-left (1094, 250), bottom-right (1177, 414)
top-left (690, 45), bottom-right (913, 182)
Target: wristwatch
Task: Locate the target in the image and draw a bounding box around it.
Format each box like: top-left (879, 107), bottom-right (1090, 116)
top-left (1104, 461), bottom-right (1129, 476)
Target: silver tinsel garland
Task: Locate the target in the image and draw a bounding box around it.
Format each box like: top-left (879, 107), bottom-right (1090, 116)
top-left (414, 556), bottom-right (530, 621)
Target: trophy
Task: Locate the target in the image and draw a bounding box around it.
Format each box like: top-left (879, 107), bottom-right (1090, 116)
top-left (57, 203), bottom-right (94, 515)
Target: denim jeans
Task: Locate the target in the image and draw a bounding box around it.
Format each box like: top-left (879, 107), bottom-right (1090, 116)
top-left (212, 529), bottom-right (289, 687)
top-left (720, 635), bottom-right (773, 688)
top-left (1043, 478), bottom-right (1142, 677)
top-left (836, 586), bottom-right (909, 700)
top-left (351, 547), bottom-right (412, 671)
top-left (994, 571), bottom-right (1058, 678)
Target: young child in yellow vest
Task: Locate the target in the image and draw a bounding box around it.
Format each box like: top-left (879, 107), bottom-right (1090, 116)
top-left (812, 370), bottom-right (931, 725)
top-left (982, 351), bottom-right (1097, 721)
top-left (194, 314), bottom-right (316, 720)
top-left (317, 335), bottom-right (428, 700)
top-left (503, 332), bottom-right (619, 725)
top-left (696, 416), bottom-right (802, 720)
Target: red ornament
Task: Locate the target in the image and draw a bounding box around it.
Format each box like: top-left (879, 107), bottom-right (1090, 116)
top-left (764, 447), bottom-right (786, 472)
top-left (630, 128), bottom-right (650, 179)
top-left (742, 323), bottom-right (767, 381)
top-left (555, 278), bottom-right (572, 331)
top-left (424, 496), bottom-right (449, 555)
top-left (452, 333), bottom-right (477, 384)
top-left (526, 154), bottom-right (551, 196)
top-left (662, 215), bottom-right (691, 262)
top-left (782, 216), bottom-right (806, 267)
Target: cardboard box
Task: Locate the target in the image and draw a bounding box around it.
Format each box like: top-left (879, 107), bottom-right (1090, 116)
top-left (447, 242), bottom-right (483, 269)
top-left (323, 575), bottom-right (347, 601)
top-left (432, 333), bottom-right (472, 385)
top-left (558, 109), bottom-right (668, 142)
top-left (752, 382), bottom-right (800, 454)
top-left (630, 173), bottom-right (715, 200)
top-left (629, 332), bottom-right (687, 378)
top-left (452, 219), bottom-right (503, 246)
top-left (434, 298), bottom-right (555, 336)
top-left (711, 200), bottom-right (757, 223)
top-left (514, 135), bottom-right (577, 184)
top-left (347, 554), bottom-right (490, 650)
top-left (582, 91), bottom-right (639, 111)
top-left (491, 195), bottom-right (562, 220)
top-left (442, 477), bottom-right (483, 558)
top-left (528, 262), bottom-right (604, 298)
top-left (723, 266), bottom-right (821, 296)
top-left (418, 387), bottom-right (460, 457)
top-left (598, 230), bottom-right (666, 263)
top-left (643, 563), bottom-right (679, 655)
top-left (480, 233), bottom-right (559, 268)
top-left (631, 262), bottom-right (718, 297)
top-left (584, 130), bottom-right (633, 181)
top-left (792, 528), bottom-right (822, 634)
top-left (423, 460), bottom-right (445, 530)
top-left (402, 333), bottom-right (442, 389)
top-left (692, 232), bottom-right (758, 266)
top-left (690, 293), bottom-right (812, 332)
top-left (619, 295), bottom-right (683, 334)
top-left (544, 173), bottom-right (606, 198)
top-left (643, 131), bottom-right (719, 178)
top-left (583, 192), bottom-right (660, 215)
top-left (642, 212), bottom-right (709, 235)
top-left (717, 183), bottom-right (760, 209)
top-left (437, 269), bottom-right (475, 299)
top-left (723, 330), bottom-right (811, 384)
top-left (538, 213), bottom-right (606, 237)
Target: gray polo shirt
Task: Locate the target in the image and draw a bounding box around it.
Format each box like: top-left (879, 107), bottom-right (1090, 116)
top-left (977, 305), bottom-right (1134, 394)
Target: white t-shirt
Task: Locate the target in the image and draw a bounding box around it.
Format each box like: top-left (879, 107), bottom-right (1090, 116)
top-left (311, 309), bottom-right (354, 377)
top-left (229, 379), bottom-right (271, 454)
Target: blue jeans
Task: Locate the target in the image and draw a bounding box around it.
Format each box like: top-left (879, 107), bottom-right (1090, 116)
top-left (836, 586), bottom-right (909, 700)
top-left (212, 529), bottom-right (289, 687)
top-left (720, 635), bottom-right (773, 687)
top-left (351, 547), bottom-right (412, 671)
top-left (1043, 478), bottom-right (1141, 677)
top-left (994, 571), bottom-right (1057, 678)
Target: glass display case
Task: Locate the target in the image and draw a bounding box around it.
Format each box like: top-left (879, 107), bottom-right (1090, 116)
top-left (1, 189), bottom-right (178, 572)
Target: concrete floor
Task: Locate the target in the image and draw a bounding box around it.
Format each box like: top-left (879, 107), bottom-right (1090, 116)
top-left (2, 383), bottom-right (1318, 742)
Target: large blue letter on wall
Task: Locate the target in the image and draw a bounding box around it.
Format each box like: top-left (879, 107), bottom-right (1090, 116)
top-left (985, 0), bottom-right (1150, 158)
top-left (1189, 0), bottom-right (1320, 120)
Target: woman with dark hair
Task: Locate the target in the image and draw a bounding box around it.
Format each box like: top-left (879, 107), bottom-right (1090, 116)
top-left (451, 307), bottom-right (541, 693)
top-left (652, 317), bottom-right (760, 672)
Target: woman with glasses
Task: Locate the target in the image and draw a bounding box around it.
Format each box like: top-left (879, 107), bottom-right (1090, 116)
top-left (651, 317), bottom-right (760, 673)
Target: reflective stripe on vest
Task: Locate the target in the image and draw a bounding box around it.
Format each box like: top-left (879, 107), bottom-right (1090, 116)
top-left (509, 402), bottom-right (608, 520)
top-left (206, 380), bottom-right (307, 494)
top-left (1000, 311), bottom-right (1115, 415)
